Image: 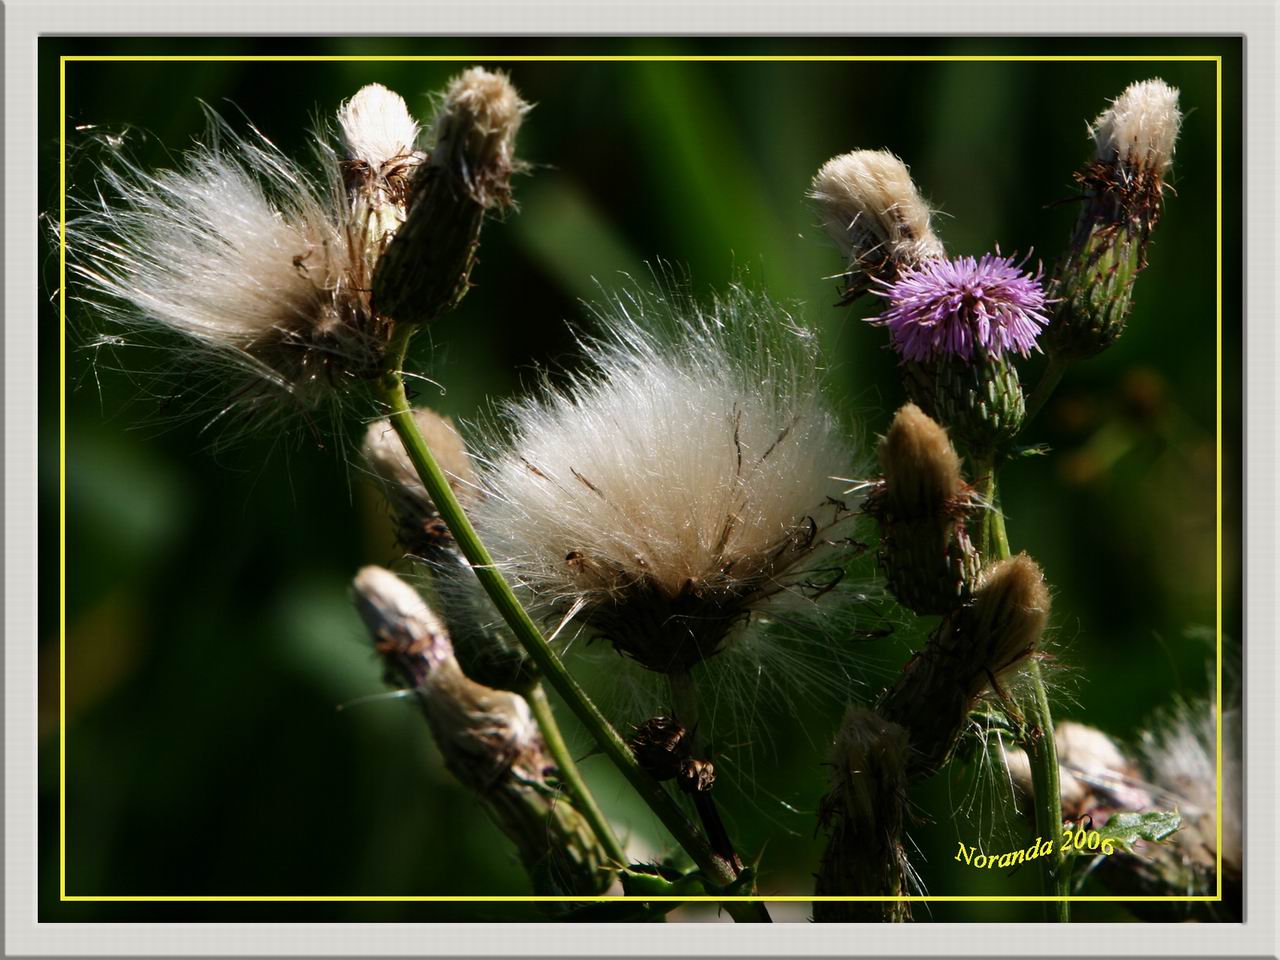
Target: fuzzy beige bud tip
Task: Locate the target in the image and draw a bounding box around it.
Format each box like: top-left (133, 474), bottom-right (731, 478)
top-left (971, 553), bottom-right (1051, 675)
top-left (831, 706), bottom-right (910, 822)
top-left (879, 402), bottom-right (965, 513)
top-left (339, 83), bottom-right (421, 171)
top-left (1091, 79), bottom-right (1182, 176)
top-left (431, 67), bottom-right (530, 204)
top-left (351, 565), bottom-right (453, 668)
top-left (809, 150), bottom-right (944, 270)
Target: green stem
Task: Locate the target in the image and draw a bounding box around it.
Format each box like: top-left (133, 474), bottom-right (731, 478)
top-left (1023, 356), bottom-right (1069, 427)
top-left (526, 683), bottom-right (627, 865)
top-left (376, 335), bottom-right (769, 922)
top-left (982, 465), bottom-right (1069, 922)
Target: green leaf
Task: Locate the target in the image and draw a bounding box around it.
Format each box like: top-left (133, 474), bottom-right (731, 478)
top-left (1072, 810), bottom-right (1182, 856)
top-left (1011, 443), bottom-right (1052, 458)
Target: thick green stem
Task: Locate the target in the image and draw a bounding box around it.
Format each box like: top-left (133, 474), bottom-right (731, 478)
top-left (526, 683), bottom-right (627, 865)
top-left (376, 338), bottom-right (769, 922)
top-left (982, 465), bottom-right (1069, 922)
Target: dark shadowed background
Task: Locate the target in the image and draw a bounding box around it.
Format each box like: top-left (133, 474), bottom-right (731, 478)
top-left (38, 36), bottom-right (1242, 922)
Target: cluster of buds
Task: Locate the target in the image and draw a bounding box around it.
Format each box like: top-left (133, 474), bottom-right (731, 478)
top-left (68, 69), bottom-right (527, 434)
top-left (1046, 80), bottom-right (1183, 360)
top-left (813, 708), bottom-right (912, 922)
top-left (811, 154), bottom-right (1050, 458)
top-left (863, 403), bottom-right (982, 615)
top-left (351, 566), bottom-right (610, 896)
top-left (814, 557), bottom-right (1050, 919)
top-left (362, 409), bottom-right (536, 694)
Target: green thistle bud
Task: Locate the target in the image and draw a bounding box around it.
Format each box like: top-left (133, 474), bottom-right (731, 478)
top-left (373, 68), bottom-right (529, 325)
top-left (352, 566), bottom-right (609, 896)
top-left (1046, 79), bottom-right (1182, 360)
top-left (866, 404), bottom-right (981, 615)
top-left (814, 707), bottom-right (912, 922)
top-left (878, 553), bottom-right (1050, 779)
top-left (932, 349), bottom-right (1026, 458)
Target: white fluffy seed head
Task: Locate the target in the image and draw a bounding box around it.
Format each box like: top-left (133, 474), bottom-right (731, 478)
top-left (809, 150), bottom-right (944, 295)
top-left (338, 83), bottom-right (421, 173)
top-left (67, 106), bottom-right (393, 436)
top-left (472, 281), bottom-right (862, 674)
top-left (1141, 697), bottom-right (1241, 876)
top-left (1091, 79), bottom-right (1183, 176)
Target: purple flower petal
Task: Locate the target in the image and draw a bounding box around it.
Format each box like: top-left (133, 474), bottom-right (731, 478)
top-left (870, 253), bottom-right (1051, 363)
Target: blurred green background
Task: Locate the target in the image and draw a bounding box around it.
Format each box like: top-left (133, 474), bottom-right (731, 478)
top-left (38, 37), bottom-right (1242, 922)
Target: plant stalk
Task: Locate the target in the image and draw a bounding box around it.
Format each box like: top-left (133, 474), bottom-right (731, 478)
top-left (525, 683), bottom-right (627, 865)
top-left (982, 462), bottom-right (1069, 922)
top-left (376, 334), bottom-right (770, 921)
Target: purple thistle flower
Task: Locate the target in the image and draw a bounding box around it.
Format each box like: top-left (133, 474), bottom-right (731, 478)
top-left (871, 253), bottom-right (1051, 363)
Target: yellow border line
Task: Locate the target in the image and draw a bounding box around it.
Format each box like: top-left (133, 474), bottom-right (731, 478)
top-left (59, 53), bottom-right (68, 906)
top-left (60, 54), bottom-right (1222, 62)
top-left (1214, 53), bottom-right (1224, 904)
top-left (58, 51), bottom-right (1227, 907)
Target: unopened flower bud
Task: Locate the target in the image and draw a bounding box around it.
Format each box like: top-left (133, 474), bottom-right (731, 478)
top-left (373, 68), bottom-right (529, 325)
top-left (363, 407), bottom-right (477, 558)
top-left (878, 554), bottom-right (1050, 778)
top-left (866, 404), bottom-right (980, 615)
top-left (351, 566), bottom-right (609, 895)
top-left (1047, 79), bottom-right (1182, 360)
top-left (814, 707), bottom-right (911, 922)
top-left (809, 150), bottom-right (944, 303)
top-left (362, 414), bottom-right (537, 691)
top-left (932, 350), bottom-right (1027, 458)
top-left (338, 84), bottom-right (425, 254)
top-left (962, 553), bottom-right (1051, 679)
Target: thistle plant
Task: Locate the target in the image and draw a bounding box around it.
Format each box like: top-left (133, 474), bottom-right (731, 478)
top-left (66, 67), bottom-right (1211, 924)
top-left (808, 78), bottom-right (1187, 923)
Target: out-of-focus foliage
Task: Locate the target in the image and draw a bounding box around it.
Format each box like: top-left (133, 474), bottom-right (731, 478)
top-left (39, 36), bottom-right (1241, 922)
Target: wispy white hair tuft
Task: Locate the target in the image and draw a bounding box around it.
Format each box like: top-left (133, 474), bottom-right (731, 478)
top-left (67, 98), bottom-right (407, 439)
top-left (1140, 696), bottom-right (1241, 878)
top-left (809, 150), bottom-right (944, 300)
top-left (338, 83), bottom-right (421, 173)
top-left (472, 280), bottom-right (863, 675)
top-left (1091, 78), bottom-right (1182, 176)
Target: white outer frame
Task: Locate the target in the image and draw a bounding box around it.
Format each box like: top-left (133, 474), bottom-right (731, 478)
top-left (4, 1), bottom-right (1274, 956)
